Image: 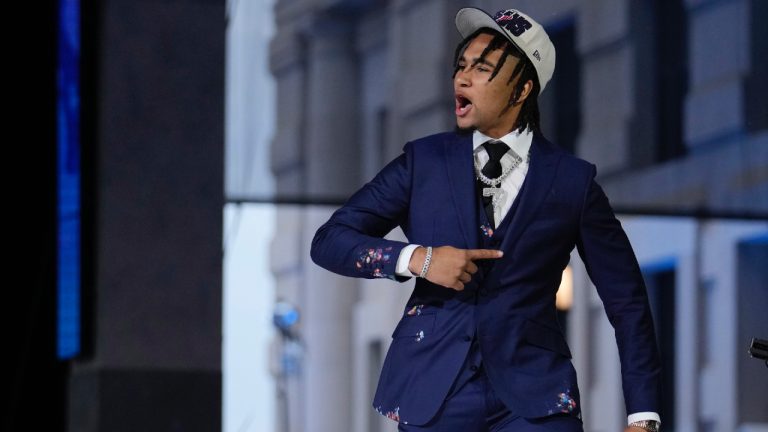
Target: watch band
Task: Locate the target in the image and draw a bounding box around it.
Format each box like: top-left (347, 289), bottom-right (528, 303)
top-left (629, 420), bottom-right (660, 432)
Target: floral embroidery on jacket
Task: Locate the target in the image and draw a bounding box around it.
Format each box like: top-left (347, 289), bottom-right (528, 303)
top-left (375, 405), bottom-right (401, 422)
top-left (406, 304), bottom-right (424, 316)
top-left (548, 388), bottom-right (577, 414)
top-left (480, 223), bottom-right (494, 238)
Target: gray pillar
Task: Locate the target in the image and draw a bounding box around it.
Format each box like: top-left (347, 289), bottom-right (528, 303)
top-left (269, 11), bottom-right (309, 431)
top-left (684, 0), bottom-right (750, 151)
top-left (304, 17), bottom-right (362, 195)
top-left (68, 1), bottom-right (223, 430)
top-left (388, 0), bottom-right (456, 158)
top-left (302, 15), bottom-right (361, 432)
top-left (269, 8), bottom-right (362, 432)
top-left (576, 0), bottom-right (632, 174)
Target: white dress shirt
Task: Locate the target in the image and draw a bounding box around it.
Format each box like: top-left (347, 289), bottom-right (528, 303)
top-left (470, 129), bottom-right (532, 227)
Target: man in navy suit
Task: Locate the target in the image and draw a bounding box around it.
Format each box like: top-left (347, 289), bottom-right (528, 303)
top-left (311, 7), bottom-right (661, 432)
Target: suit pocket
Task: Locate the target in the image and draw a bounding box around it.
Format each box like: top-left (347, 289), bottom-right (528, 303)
top-left (522, 319), bottom-right (572, 358)
top-left (391, 314), bottom-right (436, 339)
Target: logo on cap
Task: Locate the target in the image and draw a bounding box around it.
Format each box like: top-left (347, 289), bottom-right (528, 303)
top-left (493, 9), bottom-right (532, 37)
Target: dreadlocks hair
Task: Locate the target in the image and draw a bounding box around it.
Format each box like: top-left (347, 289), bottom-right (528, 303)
top-left (452, 28), bottom-right (541, 134)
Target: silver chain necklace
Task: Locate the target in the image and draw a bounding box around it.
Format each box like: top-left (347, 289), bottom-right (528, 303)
top-left (474, 152), bottom-right (523, 186)
top-left (474, 150), bottom-right (530, 211)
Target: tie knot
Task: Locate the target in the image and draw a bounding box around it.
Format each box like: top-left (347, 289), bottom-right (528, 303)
top-left (482, 140), bottom-right (510, 163)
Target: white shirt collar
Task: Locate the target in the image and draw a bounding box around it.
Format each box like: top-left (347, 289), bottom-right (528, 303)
top-left (472, 128), bottom-right (533, 158)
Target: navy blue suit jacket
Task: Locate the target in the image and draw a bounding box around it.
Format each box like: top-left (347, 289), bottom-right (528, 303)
top-left (310, 131), bottom-right (660, 425)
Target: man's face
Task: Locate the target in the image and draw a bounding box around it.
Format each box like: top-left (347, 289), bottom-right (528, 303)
top-left (454, 33), bottom-right (529, 138)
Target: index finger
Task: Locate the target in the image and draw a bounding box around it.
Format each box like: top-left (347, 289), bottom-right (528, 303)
top-left (465, 249), bottom-right (504, 260)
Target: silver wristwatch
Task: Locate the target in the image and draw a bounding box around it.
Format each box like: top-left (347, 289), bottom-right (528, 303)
top-left (629, 420), bottom-right (660, 432)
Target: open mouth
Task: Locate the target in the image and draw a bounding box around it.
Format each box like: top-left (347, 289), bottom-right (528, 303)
top-left (455, 95), bottom-right (473, 116)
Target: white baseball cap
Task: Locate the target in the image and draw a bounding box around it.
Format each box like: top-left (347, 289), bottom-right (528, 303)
top-left (455, 7), bottom-right (556, 94)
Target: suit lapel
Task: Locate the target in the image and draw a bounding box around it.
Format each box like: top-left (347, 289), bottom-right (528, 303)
top-left (443, 134), bottom-right (479, 249)
top-left (498, 133), bottom-right (561, 254)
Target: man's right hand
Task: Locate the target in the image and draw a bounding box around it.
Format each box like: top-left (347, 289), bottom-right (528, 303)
top-left (408, 246), bottom-right (504, 290)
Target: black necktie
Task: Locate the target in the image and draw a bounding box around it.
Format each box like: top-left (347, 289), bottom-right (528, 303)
top-left (478, 140), bottom-right (510, 227)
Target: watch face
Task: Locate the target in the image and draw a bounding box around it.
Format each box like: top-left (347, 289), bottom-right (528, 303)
top-left (632, 420), bottom-right (659, 432)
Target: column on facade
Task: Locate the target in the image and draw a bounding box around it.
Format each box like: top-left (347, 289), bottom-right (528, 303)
top-left (269, 9), bottom-right (309, 430)
top-left (576, 0), bottom-right (633, 174)
top-left (388, 0), bottom-right (456, 149)
top-left (69, 0), bottom-right (224, 430)
top-left (570, 2), bottom-right (633, 430)
top-left (302, 11), bottom-right (362, 432)
top-left (685, 2), bottom-right (751, 430)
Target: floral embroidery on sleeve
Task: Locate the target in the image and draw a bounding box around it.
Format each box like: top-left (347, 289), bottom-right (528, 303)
top-left (355, 246), bottom-right (393, 278)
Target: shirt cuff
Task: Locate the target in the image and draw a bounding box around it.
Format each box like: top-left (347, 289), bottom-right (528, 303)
top-left (395, 244), bottom-right (421, 277)
top-left (628, 412), bottom-right (661, 425)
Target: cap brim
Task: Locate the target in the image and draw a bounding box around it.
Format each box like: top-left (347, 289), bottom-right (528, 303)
top-left (455, 8), bottom-right (505, 39)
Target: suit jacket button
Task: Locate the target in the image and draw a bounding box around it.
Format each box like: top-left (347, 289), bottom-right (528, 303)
top-left (470, 365), bottom-right (478, 371)
top-left (463, 335), bottom-right (471, 342)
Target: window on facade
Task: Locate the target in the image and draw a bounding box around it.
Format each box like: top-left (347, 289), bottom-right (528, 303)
top-left (630, 0), bottom-right (688, 165)
top-left (652, 0), bottom-right (687, 162)
top-left (745, 0), bottom-right (768, 133)
top-left (539, 19), bottom-right (580, 155)
top-left (643, 265), bottom-right (676, 430)
top-left (736, 236), bottom-right (768, 424)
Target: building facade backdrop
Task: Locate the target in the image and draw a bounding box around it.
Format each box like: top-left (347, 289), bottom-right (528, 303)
top-left (263, 0), bottom-right (768, 431)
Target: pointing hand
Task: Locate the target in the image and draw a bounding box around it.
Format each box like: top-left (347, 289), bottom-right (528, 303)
top-left (408, 246), bottom-right (503, 290)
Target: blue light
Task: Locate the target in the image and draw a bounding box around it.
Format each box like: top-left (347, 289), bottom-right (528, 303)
top-left (273, 301), bottom-right (300, 331)
top-left (56, 0), bottom-right (81, 360)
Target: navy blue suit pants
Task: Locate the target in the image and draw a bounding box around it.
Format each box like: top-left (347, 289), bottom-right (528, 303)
top-left (397, 364), bottom-right (584, 432)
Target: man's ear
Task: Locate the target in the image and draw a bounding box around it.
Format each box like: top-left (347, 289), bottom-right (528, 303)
top-left (515, 79), bottom-right (534, 104)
